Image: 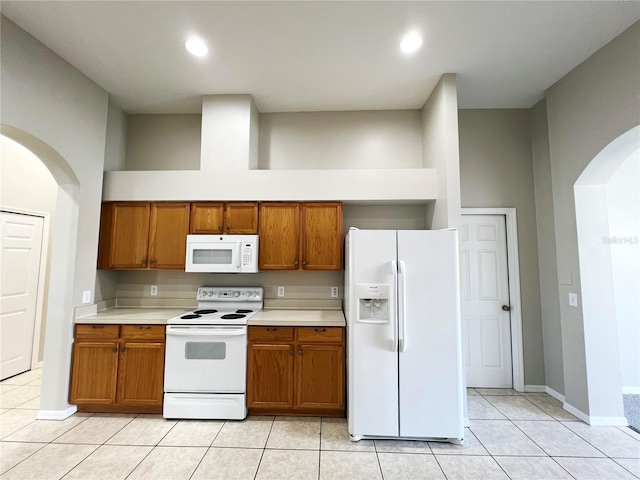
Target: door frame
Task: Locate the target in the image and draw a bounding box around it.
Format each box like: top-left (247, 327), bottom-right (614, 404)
top-left (461, 208), bottom-right (525, 392)
top-left (1, 208), bottom-right (51, 371)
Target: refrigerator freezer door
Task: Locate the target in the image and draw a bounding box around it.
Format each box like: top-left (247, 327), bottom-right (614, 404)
top-left (346, 229), bottom-right (399, 438)
top-left (397, 230), bottom-right (464, 440)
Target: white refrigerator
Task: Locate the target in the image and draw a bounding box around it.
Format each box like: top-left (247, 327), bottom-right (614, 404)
top-left (345, 228), bottom-right (464, 442)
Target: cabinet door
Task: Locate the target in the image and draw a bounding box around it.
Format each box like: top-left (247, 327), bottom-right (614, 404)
top-left (247, 344), bottom-right (294, 409)
top-left (103, 203), bottom-right (151, 269)
top-left (300, 203), bottom-right (343, 270)
top-left (296, 344), bottom-right (344, 411)
top-left (190, 203), bottom-right (224, 234)
top-left (148, 203), bottom-right (190, 269)
top-left (258, 203), bottom-right (300, 270)
top-left (69, 341), bottom-right (119, 405)
top-left (225, 202), bottom-right (258, 234)
top-left (116, 342), bottom-right (165, 406)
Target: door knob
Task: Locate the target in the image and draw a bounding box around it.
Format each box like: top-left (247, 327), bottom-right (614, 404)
top-left (502, 305), bottom-right (510, 312)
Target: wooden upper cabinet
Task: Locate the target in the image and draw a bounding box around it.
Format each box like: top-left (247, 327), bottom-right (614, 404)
top-left (98, 202), bottom-right (189, 270)
top-left (225, 202), bottom-right (259, 233)
top-left (190, 202), bottom-right (258, 234)
top-left (98, 202), bottom-right (150, 269)
top-left (190, 203), bottom-right (224, 234)
top-left (149, 203), bottom-right (190, 269)
top-left (258, 203), bottom-right (300, 270)
top-left (300, 203), bottom-right (343, 270)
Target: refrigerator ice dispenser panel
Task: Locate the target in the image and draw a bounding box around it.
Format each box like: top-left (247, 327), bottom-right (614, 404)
top-left (356, 284), bottom-right (390, 323)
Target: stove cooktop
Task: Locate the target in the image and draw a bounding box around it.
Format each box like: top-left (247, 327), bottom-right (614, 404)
top-left (168, 287), bottom-right (263, 325)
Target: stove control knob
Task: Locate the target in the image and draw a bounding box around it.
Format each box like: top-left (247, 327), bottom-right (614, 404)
top-left (234, 291), bottom-right (240, 297)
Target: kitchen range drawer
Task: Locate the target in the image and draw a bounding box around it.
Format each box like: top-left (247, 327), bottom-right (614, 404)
top-left (75, 324), bottom-right (120, 339)
top-left (249, 326), bottom-right (294, 342)
top-left (121, 325), bottom-right (165, 340)
top-left (297, 327), bottom-right (343, 343)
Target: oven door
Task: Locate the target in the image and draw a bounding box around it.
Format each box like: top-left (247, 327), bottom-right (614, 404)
top-left (185, 236), bottom-right (241, 273)
top-left (164, 325), bottom-right (247, 393)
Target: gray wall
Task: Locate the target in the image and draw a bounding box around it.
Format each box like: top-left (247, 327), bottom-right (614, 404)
top-left (1, 15), bottom-right (109, 413)
top-left (458, 109), bottom-right (544, 386)
top-left (544, 20), bottom-right (640, 414)
top-left (126, 114), bottom-right (201, 170)
top-left (530, 99), bottom-right (565, 395)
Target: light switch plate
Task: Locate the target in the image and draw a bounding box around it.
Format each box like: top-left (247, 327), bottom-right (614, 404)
top-left (569, 293), bottom-right (578, 307)
top-left (277, 286), bottom-right (285, 297)
top-left (82, 290), bottom-right (91, 304)
top-left (151, 285), bottom-right (158, 296)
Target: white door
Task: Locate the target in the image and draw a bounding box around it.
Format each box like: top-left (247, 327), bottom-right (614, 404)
top-left (0, 211), bottom-right (44, 380)
top-left (398, 230), bottom-right (464, 439)
top-left (346, 229), bottom-right (399, 438)
top-left (460, 215), bottom-right (512, 388)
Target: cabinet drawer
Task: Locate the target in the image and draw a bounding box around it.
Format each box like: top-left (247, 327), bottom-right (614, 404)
top-left (249, 326), bottom-right (295, 342)
top-left (121, 325), bottom-right (165, 340)
top-left (297, 327), bottom-right (343, 343)
top-left (75, 324), bottom-right (120, 340)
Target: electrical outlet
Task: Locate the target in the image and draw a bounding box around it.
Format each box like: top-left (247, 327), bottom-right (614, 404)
top-left (331, 287), bottom-right (339, 298)
top-left (569, 292), bottom-right (578, 307)
top-left (82, 290), bottom-right (91, 304)
top-left (151, 285), bottom-right (158, 296)
top-left (277, 286), bottom-right (285, 297)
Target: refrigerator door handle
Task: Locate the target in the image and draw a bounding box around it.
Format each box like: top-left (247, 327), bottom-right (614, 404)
top-left (398, 260), bottom-right (407, 352)
top-left (391, 260), bottom-right (398, 352)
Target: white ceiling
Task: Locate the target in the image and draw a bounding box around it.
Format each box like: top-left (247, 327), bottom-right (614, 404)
top-left (2, 1), bottom-right (639, 114)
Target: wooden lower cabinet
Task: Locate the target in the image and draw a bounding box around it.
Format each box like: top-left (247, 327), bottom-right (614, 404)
top-left (247, 326), bottom-right (344, 416)
top-left (70, 324), bottom-right (165, 413)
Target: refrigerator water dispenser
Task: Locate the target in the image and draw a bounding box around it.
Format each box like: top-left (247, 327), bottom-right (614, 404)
top-left (356, 284), bottom-right (390, 323)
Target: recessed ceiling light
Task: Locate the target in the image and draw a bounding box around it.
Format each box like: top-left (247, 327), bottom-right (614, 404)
top-left (400, 32), bottom-right (423, 54)
top-left (185, 37), bottom-right (208, 57)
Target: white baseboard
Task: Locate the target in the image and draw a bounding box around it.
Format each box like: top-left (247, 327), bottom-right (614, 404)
top-left (524, 385), bottom-right (546, 393)
top-left (622, 386), bottom-right (640, 395)
top-left (545, 386), bottom-right (565, 403)
top-left (562, 402), bottom-right (589, 423)
top-left (587, 416), bottom-right (629, 427)
top-left (37, 405), bottom-right (77, 420)
top-left (562, 402), bottom-right (628, 426)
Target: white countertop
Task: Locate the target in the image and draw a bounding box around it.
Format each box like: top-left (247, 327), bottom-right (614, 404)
top-left (75, 308), bottom-right (188, 325)
top-left (75, 307), bottom-right (345, 327)
top-left (249, 309), bottom-right (345, 327)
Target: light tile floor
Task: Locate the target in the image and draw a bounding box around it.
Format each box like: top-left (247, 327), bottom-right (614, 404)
top-left (1, 369), bottom-right (639, 479)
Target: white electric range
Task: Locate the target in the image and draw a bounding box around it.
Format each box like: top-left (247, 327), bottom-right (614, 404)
top-left (163, 286), bottom-right (263, 420)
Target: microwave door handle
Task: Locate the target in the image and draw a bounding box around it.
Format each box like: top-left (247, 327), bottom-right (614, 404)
top-left (166, 327), bottom-right (245, 337)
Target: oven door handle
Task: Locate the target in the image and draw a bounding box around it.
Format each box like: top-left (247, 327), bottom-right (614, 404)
top-left (166, 326), bottom-right (246, 337)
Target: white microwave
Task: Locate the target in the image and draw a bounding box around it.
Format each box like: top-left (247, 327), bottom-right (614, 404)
top-left (185, 235), bottom-right (259, 273)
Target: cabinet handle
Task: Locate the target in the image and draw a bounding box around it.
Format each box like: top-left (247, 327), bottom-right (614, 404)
top-left (120, 347), bottom-right (126, 353)
top-left (111, 347), bottom-right (118, 353)
top-left (302, 260), bottom-right (307, 266)
top-left (266, 327), bottom-right (278, 332)
top-left (141, 258), bottom-right (147, 265)
top-left (218, 225), bottom-right (222, 230)
top-left (289, 349), bottom-right (293, 355)
top-left (150, 259), bottom-right (155, 265)
top-left (294, 259), bottom-right (299, 266)
top-left (314, 328), bottom-right (327, 333)
top-left (139, 326), bottom-right (151, 330)
top-left (298, 349), bottom-right (302, 355)
top-left (92, 325), bottom-right (104, 329)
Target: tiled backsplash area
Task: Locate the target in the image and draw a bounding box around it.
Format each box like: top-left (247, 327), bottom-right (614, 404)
top-left (115, 270), bottom-right (344, 303)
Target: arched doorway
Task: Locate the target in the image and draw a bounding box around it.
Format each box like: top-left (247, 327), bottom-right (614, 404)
top-left (1, 126), bottom-right (81, 419)
top-left (574, 125), bottom-right (639, 426)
